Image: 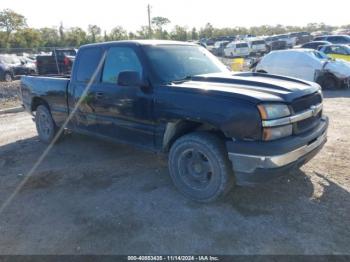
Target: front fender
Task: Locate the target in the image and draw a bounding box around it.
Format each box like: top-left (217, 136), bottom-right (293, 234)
top-left (154, 86), bottom-right (262, 140)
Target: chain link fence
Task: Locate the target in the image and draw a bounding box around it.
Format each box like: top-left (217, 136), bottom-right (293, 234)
top-left (0, 47), bottom-right (77, 55)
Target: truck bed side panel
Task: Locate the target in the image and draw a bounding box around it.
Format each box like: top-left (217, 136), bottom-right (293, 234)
top-left (21, 76), bottom-right (70, 127)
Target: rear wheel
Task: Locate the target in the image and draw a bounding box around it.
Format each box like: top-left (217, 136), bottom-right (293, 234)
top-left (168, 132), bottom-right (235, 202)
top-left (35, 105), bottom-right (57, 144)
top-left (4, 72), bottom-right (12, 82)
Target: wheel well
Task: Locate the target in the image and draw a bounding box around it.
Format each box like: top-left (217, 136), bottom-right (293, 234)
top-left (163, 120), bottom-right (226, 152)
top-left (316, 72), bottom-right (339, 85)
top-left (31, 97), bottom-right (49, 112)
top-left (2, 71), bottom-right (13, 79)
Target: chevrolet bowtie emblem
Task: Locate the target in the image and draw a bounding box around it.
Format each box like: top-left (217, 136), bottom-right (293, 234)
top-left (310, 105), bottom-right (318, 116)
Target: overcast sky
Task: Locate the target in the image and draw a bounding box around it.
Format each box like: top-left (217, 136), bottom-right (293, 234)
top-left (2, 0), bottom-right (348, 32)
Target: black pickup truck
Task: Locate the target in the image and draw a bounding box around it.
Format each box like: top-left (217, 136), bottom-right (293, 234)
top-left (20, 40), bottom-right (328, 202)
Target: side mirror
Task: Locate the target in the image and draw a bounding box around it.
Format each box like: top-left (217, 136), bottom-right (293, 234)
top-left (117, 71), bottom-right (145, 87)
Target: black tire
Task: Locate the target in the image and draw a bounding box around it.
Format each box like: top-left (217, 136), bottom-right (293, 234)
top-left (4, 72), bottom-right (12, 82)
top-left (168, 132), bottom-right (235, 202)
top-left (35, 105), bottom-right (57, 144)
top-left (321, 75), bottom-right (339, 90)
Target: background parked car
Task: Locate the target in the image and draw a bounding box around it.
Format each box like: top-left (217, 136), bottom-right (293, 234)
top-left (301, 41), bottom-right (332, 50)
top-left (274, 34), bottom-right (296, 48)
top-left (265, 36), bottom-right (288, 51)
top-left (224, 41), bottom-right (250, 57)
top-left (212, 41), bottom-right (229, 56)
top-left (289, 32), bottom-right (313, 45)
top-left (248, 39), bottom-right (268, 56)
top-left (313, 35), bottom-right (350, 45)
top-left (36, 48), bottom-right (76, 75)
top-left (255, 49), bottom-right (350, 89)
top-left (236, 34), bottom-right (256, 41)
top-left (318, 44), bottom-right (350, 62)
top-left (0, 54), bottom-right (36, 82)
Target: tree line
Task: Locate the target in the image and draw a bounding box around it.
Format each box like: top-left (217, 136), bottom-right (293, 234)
top-left (0, 8), bottom-right (349, 49)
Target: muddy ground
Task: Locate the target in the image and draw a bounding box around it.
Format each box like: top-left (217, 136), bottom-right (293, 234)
top-left (0, 89), bottom-right (349, 255)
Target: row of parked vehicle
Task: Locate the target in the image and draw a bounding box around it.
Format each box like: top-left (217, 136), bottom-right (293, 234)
top-left (0, 54), bottom-right (37, 82)
top-left (206, 33), bottom-right (350, 59)
top-left (211, 39), bottom-right (269, 57)
top-left (0, 48), bottom-right (77, 81)
top-left (252, 35), bottom-right (350, 89)
top-left (204, 32), bottom-right (314, 57)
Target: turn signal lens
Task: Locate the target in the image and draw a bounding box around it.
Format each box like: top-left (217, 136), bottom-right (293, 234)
top-left (263, 125), bottom-right (293, 141)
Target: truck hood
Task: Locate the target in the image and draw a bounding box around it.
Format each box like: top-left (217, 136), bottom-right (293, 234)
top-left (171, 72), bottom-right (320, 103)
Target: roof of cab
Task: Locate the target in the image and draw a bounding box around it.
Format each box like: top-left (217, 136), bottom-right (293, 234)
top-left (80, 40), bottom-right (197, 49)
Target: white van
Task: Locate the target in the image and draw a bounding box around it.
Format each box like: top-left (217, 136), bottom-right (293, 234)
top-left (248, 39), bottom-right (268, 54)
top-left (224, 42), bottom-right (250, 58)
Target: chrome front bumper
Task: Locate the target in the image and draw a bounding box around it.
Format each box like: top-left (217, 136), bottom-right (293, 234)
top-left (226, 114), bottom-right (328, 186)
top-left (228, 130), bottom-right (327, 175)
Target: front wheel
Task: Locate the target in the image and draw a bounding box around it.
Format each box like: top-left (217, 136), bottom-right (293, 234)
top-left (321, 75), bottom-right (339, 90)
top-left (35, 105), bottom-right (57, 144)
top-left (168, 132), bottom-right (235, 202)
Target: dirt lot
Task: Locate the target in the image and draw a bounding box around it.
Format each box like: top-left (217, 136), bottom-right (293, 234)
top-left (0, 80), bottom-right (21, 109)
top-left (0, 88), bottom-right (349, 255)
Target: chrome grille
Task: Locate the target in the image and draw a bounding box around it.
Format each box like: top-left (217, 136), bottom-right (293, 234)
top-left (291, 92), bottom-right (322, 134)
top-left (291, 92), bottom-right (322, 113)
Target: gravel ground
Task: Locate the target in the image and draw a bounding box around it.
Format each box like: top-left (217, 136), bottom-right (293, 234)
top-left (0, 90), bottom-right (349, 255)
top-left (0, 80), bottom-right (21, 109)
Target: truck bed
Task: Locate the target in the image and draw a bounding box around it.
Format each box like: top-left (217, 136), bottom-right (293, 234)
top-left (21, 75), bottom-right (70, 126)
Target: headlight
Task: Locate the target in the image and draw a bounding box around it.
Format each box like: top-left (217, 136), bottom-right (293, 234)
top-left (258, 103), bottom-right (292, 141)
top-left (262, 125), bottom-right (293, 141)
top-left (257, 103), bottom-right (291, 120)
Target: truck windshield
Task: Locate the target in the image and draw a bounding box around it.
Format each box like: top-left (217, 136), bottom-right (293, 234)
top-left (143, 45), bottom-right (229, 83)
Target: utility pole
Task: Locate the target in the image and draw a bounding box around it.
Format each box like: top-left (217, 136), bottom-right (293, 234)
top-left (147, 4), bottom-right (152, 39)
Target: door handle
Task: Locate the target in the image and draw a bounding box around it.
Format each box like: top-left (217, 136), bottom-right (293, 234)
top-left (95, 92), bottom-right (104, 99)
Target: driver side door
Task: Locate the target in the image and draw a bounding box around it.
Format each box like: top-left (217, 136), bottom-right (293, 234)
top-left (73, 46), bottom-right (156, 148)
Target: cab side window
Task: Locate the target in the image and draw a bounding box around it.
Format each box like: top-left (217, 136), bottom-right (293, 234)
top-left (76, 48), bottom-right (104, 83)
top-left (102, 47), bottom-right (142, 84)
